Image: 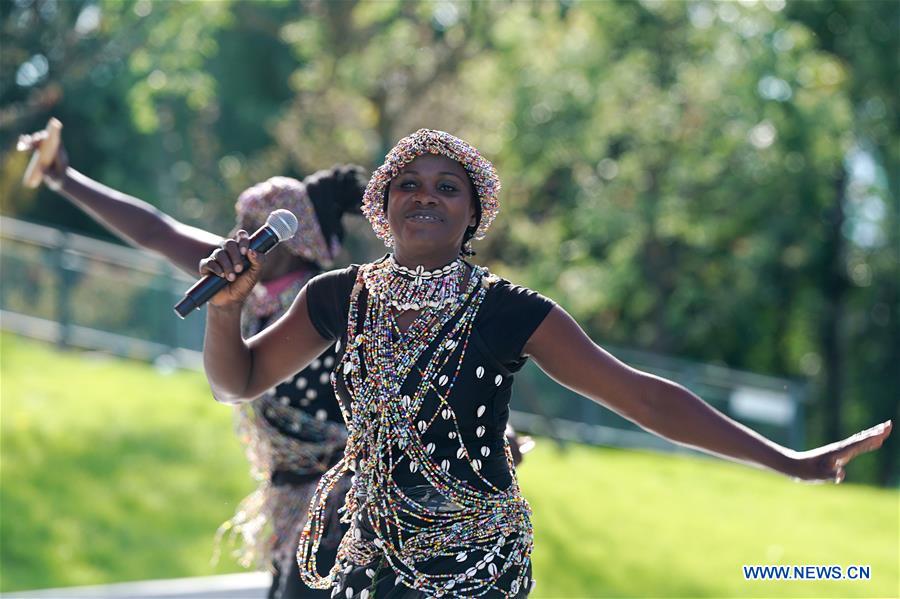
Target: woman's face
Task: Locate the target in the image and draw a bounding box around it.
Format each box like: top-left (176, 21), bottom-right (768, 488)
top-left (385, 154), bottom-right (477, 257)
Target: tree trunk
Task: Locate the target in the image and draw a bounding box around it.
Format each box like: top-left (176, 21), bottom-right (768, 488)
top-left (820, 170), bottom-right (848, 442)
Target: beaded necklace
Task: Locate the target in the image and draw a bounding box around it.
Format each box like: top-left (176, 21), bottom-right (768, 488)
top-left (371, 255), bottom-right (464, 312)
top-left (297, 258), bottom-right (533, 598)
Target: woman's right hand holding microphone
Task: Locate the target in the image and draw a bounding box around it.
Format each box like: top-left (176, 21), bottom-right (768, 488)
top-left (198, 229), bottom-right (264, 309)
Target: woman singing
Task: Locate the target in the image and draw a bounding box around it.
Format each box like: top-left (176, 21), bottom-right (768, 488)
top-left (198, 129), bottom-right (890, 598)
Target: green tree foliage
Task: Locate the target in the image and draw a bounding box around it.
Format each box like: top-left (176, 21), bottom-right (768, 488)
top-left (784, 0), bottom-right (899, 485)
top-left (1, 0), bottom-right (895, 483)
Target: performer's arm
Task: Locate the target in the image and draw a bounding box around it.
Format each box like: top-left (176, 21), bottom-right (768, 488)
top-left (20, 128), bottom-right (222, 276)
top-left (201, 233), bottom-right (331, 403)
top-left (525, 305), bottom-right (891, 482)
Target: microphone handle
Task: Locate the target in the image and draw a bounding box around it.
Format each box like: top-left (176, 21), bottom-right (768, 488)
top-left (173, 227), bottom-right (280, 318)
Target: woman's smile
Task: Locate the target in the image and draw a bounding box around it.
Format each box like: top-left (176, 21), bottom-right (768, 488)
top-left (405, 208), bottom-right (444, 223)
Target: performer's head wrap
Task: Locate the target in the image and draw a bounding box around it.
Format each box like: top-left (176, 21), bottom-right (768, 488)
top-left (361, 129), bottom-right (501, 248)
top-left (235, 165), bottom-right (367, 267)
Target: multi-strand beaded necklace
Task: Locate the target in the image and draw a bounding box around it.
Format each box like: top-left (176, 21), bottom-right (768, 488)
top-left (373, 254), bottom-right (463, 312)
top-left (297, 257), bottom-right (533, 597)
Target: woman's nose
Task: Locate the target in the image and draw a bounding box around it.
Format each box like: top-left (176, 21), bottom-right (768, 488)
top-left (413, 191), bottom-right (438, 205)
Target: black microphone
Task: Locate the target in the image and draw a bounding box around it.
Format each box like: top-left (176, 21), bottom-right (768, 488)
top-left (173, 209), bottom-right (299, 319)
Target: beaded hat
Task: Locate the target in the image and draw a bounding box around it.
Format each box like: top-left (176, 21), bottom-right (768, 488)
top-left (234, 176), bottom-right (338, 267)
top-left (361, 129), bottom-right (501, 247)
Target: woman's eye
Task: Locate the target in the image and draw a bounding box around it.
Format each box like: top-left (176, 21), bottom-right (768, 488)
top-left (398, 180), bottom-right (417, 189)
top-left (439, 183), bottom-right (458, 192)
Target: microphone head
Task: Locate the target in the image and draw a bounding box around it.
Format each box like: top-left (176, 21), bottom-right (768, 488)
top-left (266, 209), bottom-right (299, 242)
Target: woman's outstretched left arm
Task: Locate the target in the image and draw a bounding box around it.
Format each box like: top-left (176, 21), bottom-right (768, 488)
top-left (525, 306), bottom-right (891, 483)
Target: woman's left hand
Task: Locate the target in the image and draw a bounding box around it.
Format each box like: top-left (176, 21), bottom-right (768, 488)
top-left (787, 420), bottom-right (892, 483)
top-left (17, 126), bottom-right (69, 190)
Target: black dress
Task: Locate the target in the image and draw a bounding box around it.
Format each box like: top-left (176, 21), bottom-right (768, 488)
top-left (303, 262), bottom-right (553, 598)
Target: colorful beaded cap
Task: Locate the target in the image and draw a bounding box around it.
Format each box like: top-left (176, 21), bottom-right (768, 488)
top-left (234, 176), bottom-right (339, 267)
top-left (362, 129), bottom-right (501, 247)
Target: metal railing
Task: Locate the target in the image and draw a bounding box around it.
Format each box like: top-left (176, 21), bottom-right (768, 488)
top-left (1, 215), bottom-right (204, 366)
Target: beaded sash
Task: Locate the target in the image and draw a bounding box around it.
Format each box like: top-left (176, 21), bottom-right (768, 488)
top-left (297, 260), bottom-right (533, 597)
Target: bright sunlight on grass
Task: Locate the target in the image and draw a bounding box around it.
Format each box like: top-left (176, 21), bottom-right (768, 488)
top-left (2, 334), bottom-right (897, 597)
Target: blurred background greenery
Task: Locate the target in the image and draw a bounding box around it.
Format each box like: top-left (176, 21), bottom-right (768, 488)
top-left (1, 0), bottom-right (897, 594)
top-left (2, 0), bottom-right (895, 481)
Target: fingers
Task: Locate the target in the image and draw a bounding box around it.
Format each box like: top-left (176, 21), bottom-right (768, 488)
top-left (198, 233), bottom-right (265, 308)
top-left (198, 231), bottom-right (260, 281)
top-left (821, 420), bottom-right (892, 484)
top-left (236, 229), bottom-right (250, 255)
top-left (223, 236), bottom-right (244, 276)
top-left (198, 251), bottom-right (225, 278)
top-left (202, 247), bottom-right (237, 281)
top-left (842, 420), bottom-right (892, 457)
top-left (246, 247), bottom-right (260, 269)
top-left (16, 130), bottom-right (48, 152)
top-left (827, 454), bottom-right (846, 483)
top-left (861, 419), bottom-right (890, 439)
top-left (19, 129), bottom-right (67, 191)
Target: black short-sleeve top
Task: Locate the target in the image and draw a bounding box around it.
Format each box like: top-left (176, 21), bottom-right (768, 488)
top-left (306, 262), bottom-right (554, 491)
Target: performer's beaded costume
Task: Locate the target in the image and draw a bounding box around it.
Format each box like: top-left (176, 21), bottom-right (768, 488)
top-left (298, 258), bottom-right (553, 598)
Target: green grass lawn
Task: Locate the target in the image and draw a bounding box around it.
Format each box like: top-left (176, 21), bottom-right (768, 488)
top-left (521, 445), bottom-right (898, 598)
top-left (2, 333), bottom-right (897, 597)
top-left (0, 333), bottom-right (254, 591)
